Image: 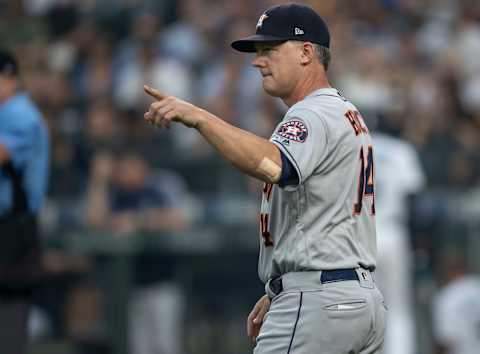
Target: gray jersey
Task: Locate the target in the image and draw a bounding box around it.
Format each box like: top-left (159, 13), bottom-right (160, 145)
top-left (258, 88), bottom-right (377, 282)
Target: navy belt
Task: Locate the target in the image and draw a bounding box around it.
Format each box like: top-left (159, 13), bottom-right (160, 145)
top-left (269, 268), bottom-right (360, 296)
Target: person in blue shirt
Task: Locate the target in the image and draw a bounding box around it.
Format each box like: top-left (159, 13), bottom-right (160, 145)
top-left (0, 49), bottom-right (50, 354)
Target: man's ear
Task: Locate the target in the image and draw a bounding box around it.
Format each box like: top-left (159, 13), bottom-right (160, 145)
top-left (300, 42), bottom-right (315, 65)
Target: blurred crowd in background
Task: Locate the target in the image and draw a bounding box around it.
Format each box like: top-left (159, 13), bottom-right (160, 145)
top-left (2, 0), bottom-right (480, 353)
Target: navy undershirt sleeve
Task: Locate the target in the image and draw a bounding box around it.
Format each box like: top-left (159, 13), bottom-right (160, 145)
top-left (278, 150), bottom-right (299, 187)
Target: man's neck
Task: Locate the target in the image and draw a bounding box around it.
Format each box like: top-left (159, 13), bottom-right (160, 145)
top-left (282, 70), bottom-right (331, 107)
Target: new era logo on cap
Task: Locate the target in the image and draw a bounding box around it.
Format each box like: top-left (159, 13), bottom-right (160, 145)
top-left (231, 3), bottom-right (330, 53)
top-left (294, 27), bottom-right (304, 35)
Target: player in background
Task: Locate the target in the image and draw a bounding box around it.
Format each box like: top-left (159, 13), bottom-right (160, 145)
top-left (432, 250), bottom-right (480, 354)
top-left (143, 4), bottom-right (386, 353)
top-left (372, 130), bottom-right (426, 354)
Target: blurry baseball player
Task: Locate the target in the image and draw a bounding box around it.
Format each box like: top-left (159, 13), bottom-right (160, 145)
top-left (432, 251), bottom-right (480, 354)
top-left (373, 131), bottom-right (425, 354)
top-left (144, 3), bottom-right (386, 353)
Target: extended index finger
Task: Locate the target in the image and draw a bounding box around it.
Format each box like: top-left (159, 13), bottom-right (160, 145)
top-left (144, 85), bottom-right (167, 100)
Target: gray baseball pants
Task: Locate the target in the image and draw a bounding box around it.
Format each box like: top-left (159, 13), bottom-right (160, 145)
top-left (255, 269), bottom-right (386, 354)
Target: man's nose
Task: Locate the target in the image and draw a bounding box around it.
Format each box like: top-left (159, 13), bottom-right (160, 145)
top-left (252, 55), bottom-right (265, 68)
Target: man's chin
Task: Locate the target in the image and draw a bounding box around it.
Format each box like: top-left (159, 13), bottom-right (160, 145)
top-left (262, 83), bottom-right (281, 97)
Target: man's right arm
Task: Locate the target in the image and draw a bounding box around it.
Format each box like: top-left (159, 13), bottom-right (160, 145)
top-left (144, 85), bottom-right (283, 185)
top-left (195, 110), bottom-right (283, 184)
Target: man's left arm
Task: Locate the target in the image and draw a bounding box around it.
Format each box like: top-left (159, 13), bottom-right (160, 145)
top-left (144, 85), bottom-right (282, 184)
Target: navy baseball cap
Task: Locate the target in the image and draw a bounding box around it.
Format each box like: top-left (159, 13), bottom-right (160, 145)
top-left (0, 49), bottom-right (18, 77)
top-left (231, 3), bottom-right (330, 53)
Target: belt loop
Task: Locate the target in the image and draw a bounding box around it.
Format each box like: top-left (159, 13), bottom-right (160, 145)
top-left (355, 268), bottom-right (374, 289)
top-left (265, 279), bottom-right (277, 300)
top-left (265, 277), bottom-right (283, 300)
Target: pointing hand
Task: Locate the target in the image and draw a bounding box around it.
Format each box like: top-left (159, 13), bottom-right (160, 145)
top-left (144, 85), bottom-right (203, 129)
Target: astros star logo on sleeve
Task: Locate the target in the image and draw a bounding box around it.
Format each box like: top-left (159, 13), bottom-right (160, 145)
top-left (275, 119), bottom-right (308, 143)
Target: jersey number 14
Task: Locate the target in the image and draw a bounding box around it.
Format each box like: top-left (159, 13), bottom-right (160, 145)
top-left (354, 146), bottom-right (375, 215)
top-left (260, 183), bottom-right (274, 247)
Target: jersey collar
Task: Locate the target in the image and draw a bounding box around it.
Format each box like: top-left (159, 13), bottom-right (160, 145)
top-left (305, 87), bottom-right (340, 99)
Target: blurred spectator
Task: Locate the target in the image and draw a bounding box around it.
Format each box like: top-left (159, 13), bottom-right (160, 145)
top-left (84, 150), bottom-right (190, 354)
top-left (159, 0), bottom-right (210, 68)
top-left (112, 9), bottom-right (194, 112)
top-left (199, 19), bottom-right (264, 133)
top-left (112, 8), bottom-right (200, 155)
top-left (432, 249), bottom-right (480, 354)
top-left (0, 48), bottom-right (50, 354)
top-left (338, 45), bottom-right (395, 115)
top-left (46, 98), bottom-right (125, 231)
top-left (85, 150), bottom-right (189, 234)
top-left (372, 127), bottom-right (426, 354)
top-left (81, 98), bottom-right (127, 153)
top-left (71, 30), bottom-right (114, 105)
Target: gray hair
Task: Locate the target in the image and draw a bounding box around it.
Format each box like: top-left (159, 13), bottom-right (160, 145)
top-left (313, 44), bottom-right (331, 71)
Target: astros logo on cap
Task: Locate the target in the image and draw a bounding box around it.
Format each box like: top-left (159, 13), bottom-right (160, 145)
top-left (256, 14), bottom-right (268, 29)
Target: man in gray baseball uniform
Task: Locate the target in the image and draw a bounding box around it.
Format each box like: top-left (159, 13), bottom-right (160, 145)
top-left (143, 3), bottom-right (386, 353)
